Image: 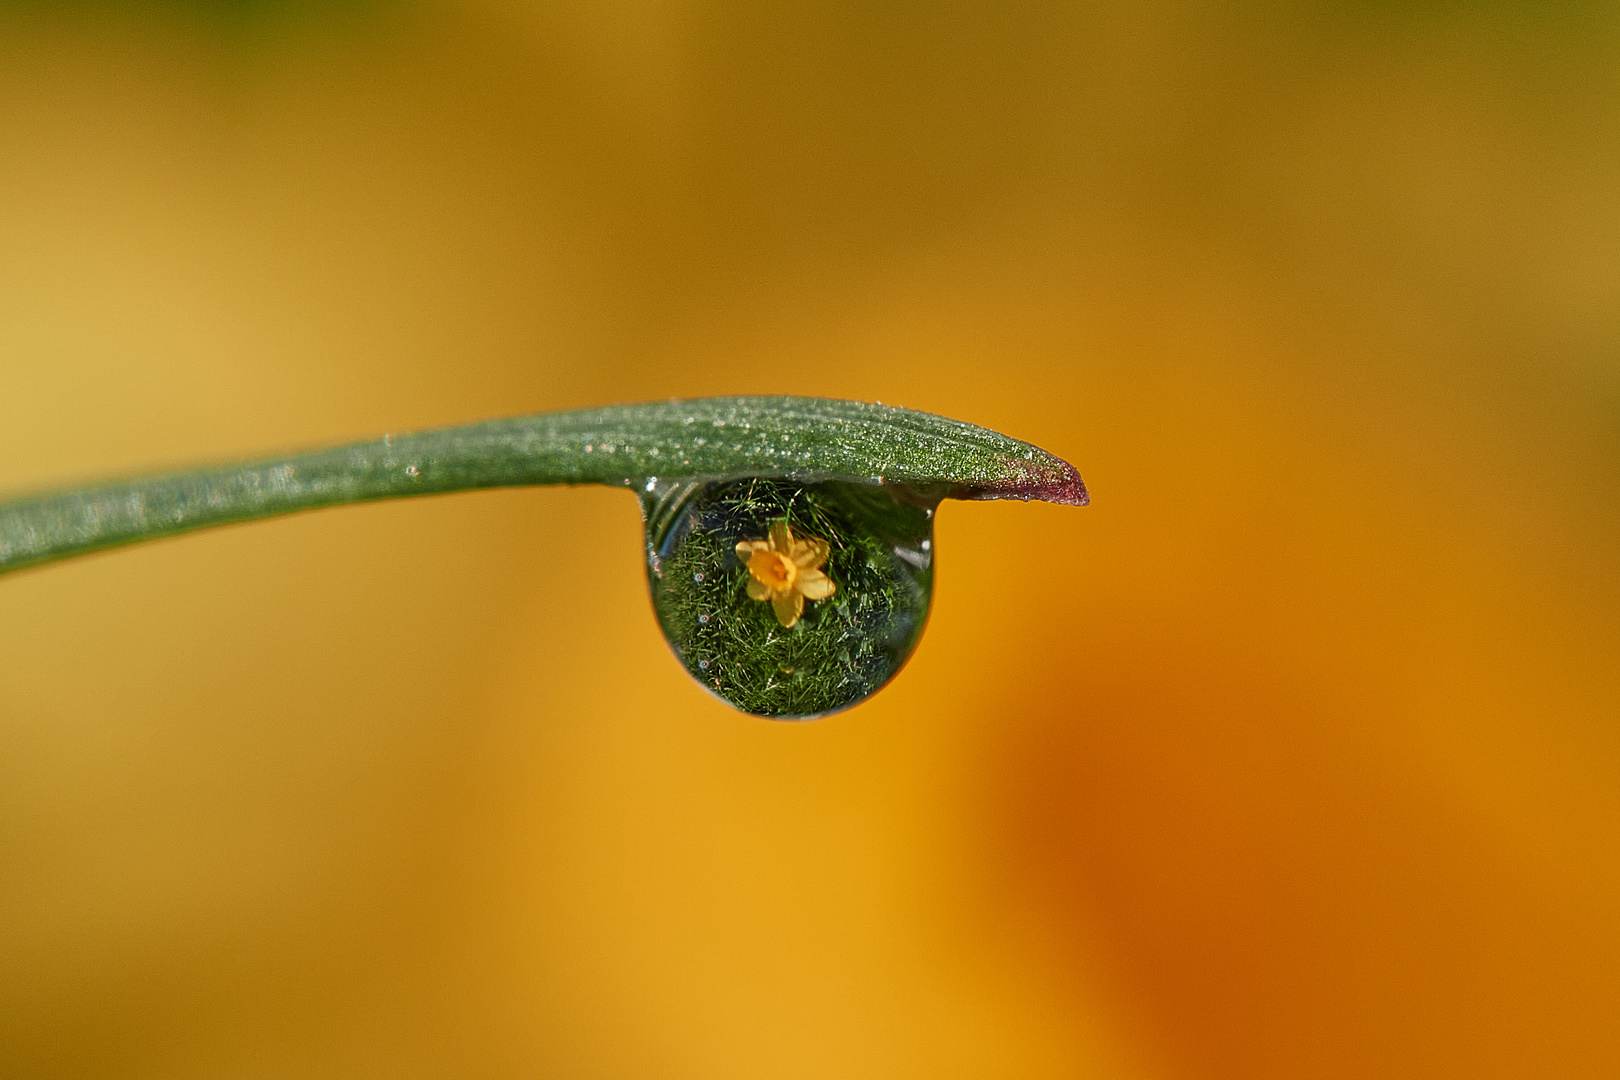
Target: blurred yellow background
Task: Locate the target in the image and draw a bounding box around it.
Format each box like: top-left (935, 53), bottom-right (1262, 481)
top-left (2, 1), bottom-right (1618, 1076)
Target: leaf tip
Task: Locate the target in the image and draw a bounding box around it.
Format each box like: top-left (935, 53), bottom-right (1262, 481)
top-left (967, 452), bottom-right (1090, 506)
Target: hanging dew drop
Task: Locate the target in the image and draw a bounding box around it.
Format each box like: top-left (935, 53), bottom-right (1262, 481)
top-left (639, 477), bottom-right (938, 719)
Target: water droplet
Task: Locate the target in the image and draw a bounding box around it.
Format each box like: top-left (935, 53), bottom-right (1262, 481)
top-left (640, 477), bottom-right (937, 719)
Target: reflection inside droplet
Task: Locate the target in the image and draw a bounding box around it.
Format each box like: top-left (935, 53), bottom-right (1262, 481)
top-left (639, 477), bottom-right (938, 719)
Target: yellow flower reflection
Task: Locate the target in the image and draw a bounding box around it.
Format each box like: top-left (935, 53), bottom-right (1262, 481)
top-left (735, 521), bottom-right (837, 628)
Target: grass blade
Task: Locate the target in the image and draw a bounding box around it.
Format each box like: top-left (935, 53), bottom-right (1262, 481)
top-left (0, 396), bottom-right (1085, 576)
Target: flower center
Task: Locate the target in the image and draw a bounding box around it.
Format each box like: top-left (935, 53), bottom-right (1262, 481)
top-left (749, 549), bottom-right (798, 591)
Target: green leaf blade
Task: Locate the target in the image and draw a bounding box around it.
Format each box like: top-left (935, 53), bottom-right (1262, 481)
top-left (0, 396), bottom-right (1085, 576)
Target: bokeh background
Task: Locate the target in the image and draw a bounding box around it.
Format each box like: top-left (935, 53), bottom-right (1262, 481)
top-left (2, 1), bottom-right (1618, 1076)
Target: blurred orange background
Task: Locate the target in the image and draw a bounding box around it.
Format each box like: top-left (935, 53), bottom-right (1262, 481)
top-left (2, 1), bottom-right (1618, 1076)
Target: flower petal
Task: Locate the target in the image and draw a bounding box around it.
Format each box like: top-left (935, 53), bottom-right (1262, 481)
top-left (797, 570), bottom-right (835, 600)
top-left (747, 578), bottom-right (771, 601)
top-left (772, 591), bottom-right (803, 628)
top-left (736, 539), bottom-right (765, 560)
top-left (769, 520), bottom-right (793, 553)
top-left (793, 537), bottom-right (830, 569)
